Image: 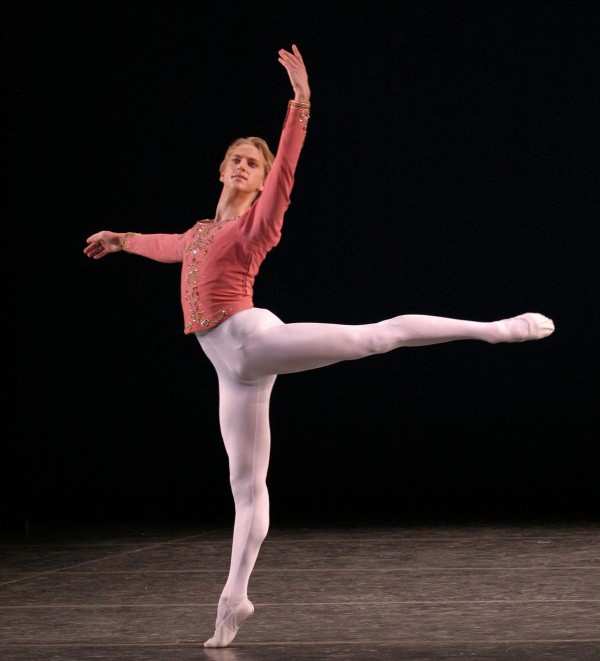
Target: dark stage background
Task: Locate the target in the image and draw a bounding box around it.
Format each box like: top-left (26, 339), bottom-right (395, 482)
top-left (5, 1), bottom-right (598, 532)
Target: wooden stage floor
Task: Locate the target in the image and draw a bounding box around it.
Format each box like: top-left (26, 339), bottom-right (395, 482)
top-left (1, 521), bottom-right (599, 660)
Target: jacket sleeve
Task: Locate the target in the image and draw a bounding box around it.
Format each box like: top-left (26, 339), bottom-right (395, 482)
top-left (243, 101), bottom-right (310, 246)
top-left (124, 230), bottom-right (191, 263)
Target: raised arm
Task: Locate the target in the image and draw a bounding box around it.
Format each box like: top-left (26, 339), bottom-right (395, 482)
top-left (240, 45), bottom-right (311, 246)
top-left (278, 44), bottom-right (310, 103)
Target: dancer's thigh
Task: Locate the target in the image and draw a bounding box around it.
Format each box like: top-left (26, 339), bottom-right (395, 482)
top-left (196, 309), bottom-right (279, 477)
top-left (216, 374), bottom-right (275, 486)
top-left (242, 319), bottom-right (380, 378)
top-left (198, 307), bottom-right (378, 381)
top-left (197, 308), bottom-right (284, 382)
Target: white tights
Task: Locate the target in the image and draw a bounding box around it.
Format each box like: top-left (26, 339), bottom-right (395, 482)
top-left (195, 307), bottom-right (553, 639)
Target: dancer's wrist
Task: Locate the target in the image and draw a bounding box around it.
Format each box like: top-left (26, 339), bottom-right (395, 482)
top-left (121, 232), bottom-right (138, 252)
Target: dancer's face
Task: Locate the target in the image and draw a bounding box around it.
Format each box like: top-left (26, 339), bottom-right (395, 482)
top-left (220, 144), bottom-right (265, 196)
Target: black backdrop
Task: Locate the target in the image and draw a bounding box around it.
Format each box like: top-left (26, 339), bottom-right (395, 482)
top-left (5, 1), bottom-right (599, 531)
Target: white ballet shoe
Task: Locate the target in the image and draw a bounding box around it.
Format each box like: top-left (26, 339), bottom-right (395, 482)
top-left (513, 313), bottom-right (555, 341)
top-left (204, 598), bottom-right (254, 648)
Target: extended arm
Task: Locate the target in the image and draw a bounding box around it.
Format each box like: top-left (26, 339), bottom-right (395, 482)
top-left (84, 229), bottom-right (188, 263)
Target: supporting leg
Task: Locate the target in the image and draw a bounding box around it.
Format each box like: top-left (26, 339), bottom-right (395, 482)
top-left (199, 328), bottom-right (276, 647)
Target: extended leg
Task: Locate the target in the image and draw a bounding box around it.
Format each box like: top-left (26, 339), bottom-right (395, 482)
top-left (240, 311), bottom-right (554, 379)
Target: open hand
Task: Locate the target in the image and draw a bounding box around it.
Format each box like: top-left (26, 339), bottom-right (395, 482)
top-left (278, 44), bottom-right (310, 103)
top-left (84, 231), bottom-right (124, 259)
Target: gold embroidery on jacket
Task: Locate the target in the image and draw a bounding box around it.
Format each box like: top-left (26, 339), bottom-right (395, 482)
top-left (183, 221), bottom-right (229, 330)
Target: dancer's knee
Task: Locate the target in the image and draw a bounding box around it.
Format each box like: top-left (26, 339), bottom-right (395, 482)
top-left (357, 322), bottom-right (398, 356)
top-left (230, 475), bottom-right (268, 509)
top-left (230, 477), bottom-right (270, 538)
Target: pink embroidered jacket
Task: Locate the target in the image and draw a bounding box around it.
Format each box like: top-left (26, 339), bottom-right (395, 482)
top-left (124, 101), bottom-right (309, 333)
